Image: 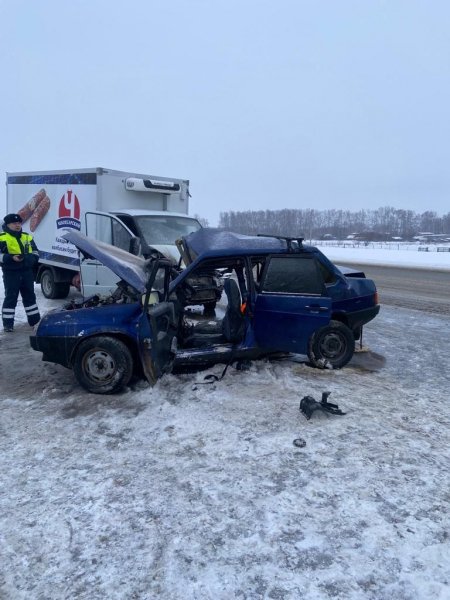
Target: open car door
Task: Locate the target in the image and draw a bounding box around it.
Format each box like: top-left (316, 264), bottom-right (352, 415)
top-left (82, 211), bottom-right (138, 296)
top-left (137, 258), bottom-right (178, 384)
top-left (253, 254), bottom-right (332, 354)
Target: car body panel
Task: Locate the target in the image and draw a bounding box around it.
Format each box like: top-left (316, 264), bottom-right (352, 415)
top-left (30, 303), bottom-right (142, 368)
top-left (338, 265), bottom-right (367, 278)
top-left (138, 300), bottom-right (177, 383)
top-left (253, 293), bottom-right (332, 354)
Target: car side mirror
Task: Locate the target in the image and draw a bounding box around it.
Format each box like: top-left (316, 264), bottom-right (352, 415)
top-left (129, 236), bottom-right (141, 256)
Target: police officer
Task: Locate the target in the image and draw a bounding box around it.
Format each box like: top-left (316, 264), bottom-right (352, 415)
top-left (0, 213), bottom-right (41, 332)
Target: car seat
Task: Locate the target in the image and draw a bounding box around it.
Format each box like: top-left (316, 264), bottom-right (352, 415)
top-left (221, 278), bottom-right (246, 343)
top-left (182, 278), bottom-right (246, 348)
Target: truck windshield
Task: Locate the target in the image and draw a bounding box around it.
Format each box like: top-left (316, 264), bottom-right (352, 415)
top-left (134, 216), bottom-right (201, 245)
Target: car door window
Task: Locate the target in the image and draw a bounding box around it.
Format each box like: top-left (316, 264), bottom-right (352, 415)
top-left (85, 212), bottom-right (133, 252)
top-left (112, 219), bottom-right (133, 252)
top-left (317, 259), bottom-right (338, 285)
top-left (260, 256), bottom-right (325, 295)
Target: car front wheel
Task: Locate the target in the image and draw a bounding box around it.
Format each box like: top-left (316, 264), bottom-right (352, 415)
top-left (308, 320), bottom-right (355, 369)
top-left (73, 336), bottom-right (133, 394)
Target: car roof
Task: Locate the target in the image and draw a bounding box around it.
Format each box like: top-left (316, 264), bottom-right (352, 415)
top-left (182, 228), bottom-right (314, 260)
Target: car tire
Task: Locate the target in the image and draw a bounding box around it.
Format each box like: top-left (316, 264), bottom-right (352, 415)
top-left (73, 336), bottom-right (134, 394)
top-left (54, 282), bottom-right (71, 299)
top-left (308, 320), bottom-right (355, 369)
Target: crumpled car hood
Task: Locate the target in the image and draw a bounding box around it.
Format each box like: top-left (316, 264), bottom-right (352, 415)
top-left (62, 230), bottom-right (149, 293)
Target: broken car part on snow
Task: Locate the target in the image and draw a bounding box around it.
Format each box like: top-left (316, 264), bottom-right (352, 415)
top-left (299, 392), bottom-right (346, 420)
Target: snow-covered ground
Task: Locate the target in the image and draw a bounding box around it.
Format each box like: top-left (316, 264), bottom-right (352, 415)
top-left (1, 249), bottom-right (449, 599)
top-left (314, 242), bottom-right (450, 271)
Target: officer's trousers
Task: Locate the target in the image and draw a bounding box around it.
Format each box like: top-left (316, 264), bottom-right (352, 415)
top-left (2, 269), bottom-right (41, 329)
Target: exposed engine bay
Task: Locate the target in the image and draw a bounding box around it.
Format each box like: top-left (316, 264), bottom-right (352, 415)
top-left (63, 280), bottom-right (141, 310)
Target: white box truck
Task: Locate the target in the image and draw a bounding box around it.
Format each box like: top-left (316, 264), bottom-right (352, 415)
top-left (6, 167), bottom-right (202, 298)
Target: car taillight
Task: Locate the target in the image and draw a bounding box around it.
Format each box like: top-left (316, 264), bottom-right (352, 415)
top-left (374, 291), bottom-right (379, 305)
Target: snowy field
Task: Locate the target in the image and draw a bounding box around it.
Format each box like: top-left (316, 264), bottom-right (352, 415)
top-left (1, 248), bottom-right (449, 599)
top-left (315, 242), bottom-right (450, 271)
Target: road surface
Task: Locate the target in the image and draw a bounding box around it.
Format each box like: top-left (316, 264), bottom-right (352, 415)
top-left (338, 262), bottom-right (450, 315)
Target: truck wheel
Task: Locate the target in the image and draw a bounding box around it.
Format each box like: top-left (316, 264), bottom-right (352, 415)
top-left (54, 282), bottom-right (70, 299)
top-left (308, 320), bottom-right (355, 369)
top-left (73, 336), bottom-right (133, 394)
top-left (41, 270), bottom-right (71, 299)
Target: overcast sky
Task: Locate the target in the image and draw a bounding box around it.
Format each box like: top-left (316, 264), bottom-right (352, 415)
top-left (1, 0), bottom-right (449, 225)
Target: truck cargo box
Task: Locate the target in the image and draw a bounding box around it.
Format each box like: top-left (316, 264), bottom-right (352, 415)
top-left (6, 167), bottom-right (194, 298)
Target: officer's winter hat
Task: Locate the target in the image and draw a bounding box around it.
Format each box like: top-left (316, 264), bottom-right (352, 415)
top-left (3, 213), bottom-right (23, 225)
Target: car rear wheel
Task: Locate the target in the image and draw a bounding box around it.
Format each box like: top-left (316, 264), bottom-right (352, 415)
top-left (308, 320), bottom-right (355, 369)
top-left (73, 336), bottom-right (133, 394)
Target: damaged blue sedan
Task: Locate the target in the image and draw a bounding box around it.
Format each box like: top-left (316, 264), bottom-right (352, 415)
top-left (30, 229), bottom-right (380, 394)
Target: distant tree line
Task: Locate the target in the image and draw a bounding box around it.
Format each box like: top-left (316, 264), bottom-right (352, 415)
top-left (218, 207), bottom-right (450, 240)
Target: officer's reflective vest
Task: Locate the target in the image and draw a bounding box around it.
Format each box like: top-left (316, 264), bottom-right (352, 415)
top-left (0, 231), bottom-right (34, 255)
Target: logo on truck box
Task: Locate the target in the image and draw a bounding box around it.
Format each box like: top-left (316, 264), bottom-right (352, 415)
top-left (57, 191), bottom-right (81, 231)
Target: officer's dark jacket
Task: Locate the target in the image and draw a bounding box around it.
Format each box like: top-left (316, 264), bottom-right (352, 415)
top-left (0, 224), bottom-right (40, 271)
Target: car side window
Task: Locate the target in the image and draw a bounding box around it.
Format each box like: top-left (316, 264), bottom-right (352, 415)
top-left (317, 260), bottom-right (338, 285)
top-left (251, 258), bottom-right (265, 291)
top-left (112, 220), bottom-right (133, 252)
top-left (115, 214), bottom-right (139, 236)
top-left (260, 256), bottom-right (325, 295)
